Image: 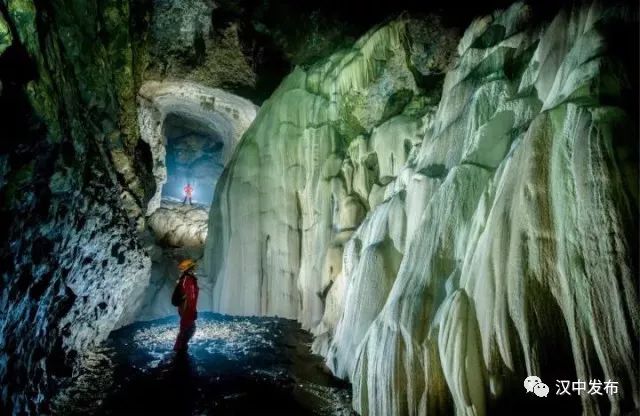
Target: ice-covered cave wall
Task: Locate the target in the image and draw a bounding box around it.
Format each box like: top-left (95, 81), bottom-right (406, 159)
top-left (206, 2), bottom-right (639, 415)
top-left (205, 16), bottom-right (459, 325)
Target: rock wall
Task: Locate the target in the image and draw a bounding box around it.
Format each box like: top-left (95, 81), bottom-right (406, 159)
top-left (207, 2), bottom-right (638, 415)
top-left (137, 80), bottom-right (258, 213)
top-left (135, 81), bottom-right (258, 323)
top-left (0, 0), bottom-right (155, 413)
top-left (146, 0), bottom-right (256, 94)
top-left (138, 200), bottom-right (213, 321)
top-left (162, 113), bottom-right (225, 204)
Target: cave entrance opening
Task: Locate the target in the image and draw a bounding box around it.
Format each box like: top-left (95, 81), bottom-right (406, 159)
top-left (161, 112), bottom-right (226, 206)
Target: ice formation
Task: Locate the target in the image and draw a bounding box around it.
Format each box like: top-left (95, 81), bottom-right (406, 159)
top-left (205, 3), bottom-right (639, 414)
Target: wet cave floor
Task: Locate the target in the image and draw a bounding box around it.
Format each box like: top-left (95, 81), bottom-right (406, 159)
top-left (52, 313), bottom-right (354, 415)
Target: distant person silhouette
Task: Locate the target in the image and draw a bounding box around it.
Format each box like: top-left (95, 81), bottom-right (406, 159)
top-left (183, 183), bottom-right (193, 205)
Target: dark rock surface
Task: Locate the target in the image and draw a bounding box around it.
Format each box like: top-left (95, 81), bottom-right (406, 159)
top-left (144, 0), bottom-right (518, 103)
top-left (0, 1), bottom-right (154, 413)
top-left (52, 313), bottom-right (354, 415)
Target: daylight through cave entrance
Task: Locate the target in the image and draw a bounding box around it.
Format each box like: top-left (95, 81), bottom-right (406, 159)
top-left (162, 112), bottom-right (225, 205)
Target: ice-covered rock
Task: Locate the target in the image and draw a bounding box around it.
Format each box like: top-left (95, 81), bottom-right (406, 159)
top-left (204, 19), bottom-right (449, 327)
top-left (206, 3), bottom-right (639, 415)
top-left (332, 4), bottom-right (638, 415)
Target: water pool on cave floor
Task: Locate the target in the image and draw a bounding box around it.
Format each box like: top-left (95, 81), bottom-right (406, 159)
top-left (51, 313), bottom-right (353, 415)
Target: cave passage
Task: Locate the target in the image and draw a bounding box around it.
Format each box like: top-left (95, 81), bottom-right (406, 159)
top-left (1, 1), bottom-right (637, 415)
top-left (52, 313), bottom-right (352, 415)
top-left (162, 112), bottom-right (226, 206)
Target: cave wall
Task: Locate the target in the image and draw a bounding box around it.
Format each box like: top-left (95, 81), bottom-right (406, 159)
top-left (206, 2), bottom-right (639, 415)
top-left (204, 17), bottom-right (457, 325)
top-left (162, 113), bottom-right (225, 204)
top-left (137, 80), bottom-right (258, 214)
top-left (0, 0), bottom-right (638, 414)
top-left (135, 82), bottom-right (257, 323)
top-left (0, 0), bottom-right (155, 413)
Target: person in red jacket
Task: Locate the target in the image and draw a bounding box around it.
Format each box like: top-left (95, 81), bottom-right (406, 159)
top-left (183, 183), bottom-right (193, 205)
top-left (173, 259), bottom-right (199, 352)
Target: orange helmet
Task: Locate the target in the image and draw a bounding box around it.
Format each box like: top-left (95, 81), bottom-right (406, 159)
top-left (178, 259), bottom-right (196, 272)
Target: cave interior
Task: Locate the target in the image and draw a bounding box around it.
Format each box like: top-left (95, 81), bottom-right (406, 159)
top-left (0, 0), bottom-right (638, 415)
top-left (161, 112), bottom-right (225, 205)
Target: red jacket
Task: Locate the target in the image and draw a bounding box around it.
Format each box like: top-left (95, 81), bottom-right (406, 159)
top-left (177, 272), bottom-right (199, 323)
top-left (184, 185), bottom-right (193, 197)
